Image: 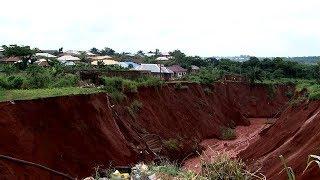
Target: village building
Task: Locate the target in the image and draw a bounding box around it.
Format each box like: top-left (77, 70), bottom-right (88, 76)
top-left (167, 65), bottom-right (187, 78)
top-left (91, 59), bottom-right (119, 66)
top-left (0, 56), bottom-right (22, 64)
top-left (190, 65), bottom-right (200, 73)
top-left (119, 61), bottom-right (139, 69)
top-left (134, 64), bottom-right (173, 80)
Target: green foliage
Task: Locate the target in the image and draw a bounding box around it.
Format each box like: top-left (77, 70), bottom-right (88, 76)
top-left (163, 138), bottom-right (181, 151)
top-left (0, 87), bottom-right (101, 102)
top-left (109, 91), bottom-right (126, 103)
top-left (265, 84), bottom-right (276, 99)
top-left (219, 127), bottom-right (237, 140)
top-left (201, 154), bottom-right (250, 179)
top-left (52, 74), bottom-right (79, 88)
top-left (6, 76), bottom-right (26, 89)
top-left (101, 77), bottom-right (138, 93)
top-left (187, 68), bottom-right (222, 84)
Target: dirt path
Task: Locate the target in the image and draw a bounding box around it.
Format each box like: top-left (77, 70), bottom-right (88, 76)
top-left (183, 118), bottom-right (271, 173)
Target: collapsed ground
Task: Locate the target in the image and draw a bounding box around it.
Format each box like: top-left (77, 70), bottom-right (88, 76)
top-left (0, 81), bottom-right (319, 179)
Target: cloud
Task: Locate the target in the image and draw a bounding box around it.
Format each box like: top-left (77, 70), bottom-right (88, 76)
top-left (0, 0), bottom-right (319, 56)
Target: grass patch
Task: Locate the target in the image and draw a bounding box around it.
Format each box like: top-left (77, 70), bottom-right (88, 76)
top-left (201, 154), bottom-right (250, 179)
top-left (219, 127), bottom-right (237, 140)
top-left (0, 87), bottom-right (101, 102)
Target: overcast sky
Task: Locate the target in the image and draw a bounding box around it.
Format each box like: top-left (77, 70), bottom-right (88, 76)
top-left (0, 0), bottom-right (319, 56)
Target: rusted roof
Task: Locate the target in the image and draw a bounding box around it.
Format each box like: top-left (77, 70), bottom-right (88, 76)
top-left (168, 65), bottom-right (187, 73)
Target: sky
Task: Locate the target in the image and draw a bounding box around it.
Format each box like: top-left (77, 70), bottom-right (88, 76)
top-left (0, 0), bottom-right (320, 57)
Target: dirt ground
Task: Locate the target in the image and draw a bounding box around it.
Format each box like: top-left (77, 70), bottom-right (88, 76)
top-left (183, 118), bottom-right (271, 173)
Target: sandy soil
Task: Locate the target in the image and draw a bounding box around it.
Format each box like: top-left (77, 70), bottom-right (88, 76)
top-left (183, 118), bottom-right (272, 173)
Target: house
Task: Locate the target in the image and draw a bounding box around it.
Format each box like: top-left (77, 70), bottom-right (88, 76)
top-left (34, 59), bottom-right (50, 67)
top-left (85, 51), bottom-right (96, 57)
top-left (155, 57), bottom-right (170, 61)
top-left (64, 50), bottom-right (80, 56)
top-left (57, 55), bottom-right (80, 62)
top-left (0, 56), bottom-right (22, 64)
top-left (90, 55), bottom-right (112, 62)
top-left (91, 59), bottom-right (119, 66)
top-left (36, 53), bottom-right (57, 58)
top-left (0, 47), bottom-right (4, 58)
top-left (190, 65), bottom-right (200, 73)
top-left (119, 61), bottom-right (140, 69)
top-left (167, 65), bottom-right (187, 78)
top-left (134, 64), bottom-right (173, 80)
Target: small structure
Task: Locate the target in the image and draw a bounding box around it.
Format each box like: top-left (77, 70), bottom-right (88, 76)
top-left (119, 61), bottom-right (140, 69)
top-left (34, 59), bottom-right (50, 67)
top-left (90, 55), bottom-right (112, 61)
top-left (155, 57), bottom-right (169, 61)
top-left (168, 65), bottom-right (187, 79)
top-left (57, 55), bottom-right (80, 62)
top-left (190, 65), bottom-right (200, 73)
top-left (35, 53), bottom-right (56, 58)
top-left (64, 50), bottom-right (80, 56)
top-left (135, 64), bottom-right (173, 80)
top-left (0, 56), bottom-right (22, 64)
top-left (91, 59), bottom-right (119, 66)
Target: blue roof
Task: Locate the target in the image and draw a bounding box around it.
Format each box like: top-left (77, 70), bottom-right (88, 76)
top-left (119, 61), bottom-right (139, 68)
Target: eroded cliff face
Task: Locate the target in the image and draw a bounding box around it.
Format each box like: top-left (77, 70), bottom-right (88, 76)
top-left (239, 99), bottom-right (320, 180)
top-left (0, 82), bottom-right (292, 179)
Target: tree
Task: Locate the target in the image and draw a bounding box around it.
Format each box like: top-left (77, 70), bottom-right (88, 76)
top-left (100, 47), bottom-right (115, 56)
top-left (58, 47), bottom-right (63, 54)
top-left (246, 67), bottom-right (263, 83)
top-left (2, 45), bottom-right (36, 69)
top-left (137, 50), bottom-right (144, 56)
top-left (90, 47), bottom-right (99, 55)
top-left (79, 52), bottom-right (89, 63)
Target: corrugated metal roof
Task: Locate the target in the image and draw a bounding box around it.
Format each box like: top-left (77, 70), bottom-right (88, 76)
top-left (119, 61), bottom-right (139, 68)
top-left (36, 53), bottom-right (56, 58)
top-left (57, 55), bottom-right (80, 61)
top-left (91, 60), bottom-right (119, 65)
top-left (168, 65), bottom-right (187, 73)
top-left (135, 64), bottom-right (173, 74)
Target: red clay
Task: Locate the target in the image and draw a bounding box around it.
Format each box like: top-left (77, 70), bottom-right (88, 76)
top-left (183, 118), bottom-right (268, 173)
top-left (0, 82), bottom-right (294, 179)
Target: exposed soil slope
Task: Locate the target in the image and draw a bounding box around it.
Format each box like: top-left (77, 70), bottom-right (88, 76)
top-left (0, 82), bottom-right (291, 179)
top-left (239, 100), bottom-right (320, 180)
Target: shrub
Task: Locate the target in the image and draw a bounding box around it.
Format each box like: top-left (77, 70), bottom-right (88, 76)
top-left (127, 100), bottom-right (143, 118)
top-left (136, 76), bottom-right (164, 87)
top-left (286, 90), bottom-right (294, 98)
top-left (163, 138), bottom-right (181, 151)
top-left (7, 76), bottom-right (25, 89)
top-left (52, 74), bottom-right (79, 88)
top-left (219, 127), bottom-right (237, 140)
top-left (109, 91), bottom-right (126, 103)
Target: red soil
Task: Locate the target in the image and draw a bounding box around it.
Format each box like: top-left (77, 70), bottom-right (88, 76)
top-left (0, 82), bottom-right (293, 179)
top-left (183, 118), bottom-right (268, 173)
top-left (239, 100), bottom-right (320, 180)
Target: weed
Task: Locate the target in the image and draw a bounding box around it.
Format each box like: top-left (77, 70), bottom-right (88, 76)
top-left (201, 154), bottom-right (250, 179)
top-left (279, 155), bottom-right (295, 180)
top-left (174, 83), bottom-right (189, 90)
top-left (127, 100), bottom-right (143, 118)
top-left (204, 87), bottom-right (213, 95)
top-left (109, 91), bottom-right (127, 103)
top-left (163, 138), bottom-right (181, 151)
top-left (219, 126), bottom-right (237, 140)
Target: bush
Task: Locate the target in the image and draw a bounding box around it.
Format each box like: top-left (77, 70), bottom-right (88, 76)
top-left (7, 76), bottom-right (25, 89)
top-left (219, 127), bottom-right (237, 140)
top-left (52, 74), bottom-right (79, 88)
top-left (204, 87), bottom-right (213, 95)
top-left (163, 138), bottom-right (181, 151)
top-left (109, 91), bottom-right (126, 103)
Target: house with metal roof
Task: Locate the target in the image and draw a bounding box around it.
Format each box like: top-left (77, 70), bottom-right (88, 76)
top-left (167, 65), bottom-right (187, 78)
top-left (91, 59), bottom-right (119, 66)
top-left (57, 55), bottom-right (80, 62)
top-left (36, 53), bottom-right (57, 58)
top-left (119, 61), bottom-right (139, 69)
top-left (134, 64), bottom-right (173, 80)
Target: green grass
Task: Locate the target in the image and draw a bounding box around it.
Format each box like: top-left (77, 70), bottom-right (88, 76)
top-left (0, 87), bottom-right (101, 102)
